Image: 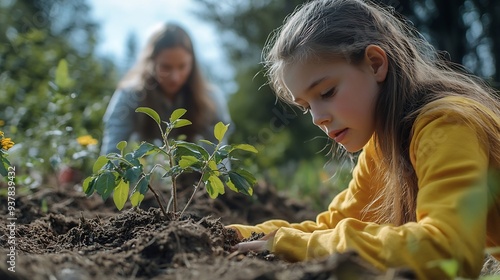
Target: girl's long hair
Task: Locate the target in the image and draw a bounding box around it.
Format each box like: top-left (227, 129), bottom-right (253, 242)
top-left (263, 0), bottom-right (500, 225)
top-left (118, 23), bottom-right (216, 142)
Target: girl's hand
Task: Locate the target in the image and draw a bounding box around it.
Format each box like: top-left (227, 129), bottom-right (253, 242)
top-left (231, 229), bottom-right (277, 253)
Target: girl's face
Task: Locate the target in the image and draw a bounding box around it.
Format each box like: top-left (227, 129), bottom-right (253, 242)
top-left (283, 51), bottom-right (386, 152)
top-left (154, 47), bottom-right (193, 98)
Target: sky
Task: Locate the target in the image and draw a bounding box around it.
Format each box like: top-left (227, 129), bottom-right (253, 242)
top-left (87, 0), bottom-right (236, 94)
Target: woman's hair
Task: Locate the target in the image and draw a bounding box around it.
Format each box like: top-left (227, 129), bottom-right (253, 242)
top-left (119, 23), bottom-right (216, 142)
top-left (263, 0), bottom-right (500, 225)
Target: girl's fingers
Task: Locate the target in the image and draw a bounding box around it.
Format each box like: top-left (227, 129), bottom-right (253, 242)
top-left (260, 229), bottom-right (278, 241)
top-left (231, 240), bottom-right (268, 253)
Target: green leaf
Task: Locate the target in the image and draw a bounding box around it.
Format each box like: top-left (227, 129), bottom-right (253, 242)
top-left (169, 108), bottom-right (187, 122)
top-left (95, 171), bottom-right (117, 200)
top-left (214, 122), bottom-right (229, 142)
top-left (439, 260), bottom-right (458, 278)
top-left (133, 142), bottom-right (157, 158)
top-left (162, 165), bottom-right (183, 178)
top-left (124, 153), bottom-right (141, 166)
top-left (228, 170), bottom-right (255, 196)
top-left (214, 145), bottom-right (231, 164)
top-left (2, 155), bottom-right (11, 167)
top-left (130, 191), bottom-right (145, 207)
top-left (136, 107), bottom-right (161, 126)
top-left (226, 180), bottom-right (238, 193)
top-left (175, 141), bottom-right (209, 160)
top-left (0, 156), bottom-right (8, 176)
top-left (172, 119), bottom-right (192, 128)
top-left (231, 144), bottom-right (258, 154)
top-left (116, 141), bottom-right (127, 153)
top-left (82, 176), bottom-right (93, 193)
top-left (174, 146), bottom-right (201, 160)
top-left (83, 177), bottom-right (97, 196)
top-left (179, 155), bottom-right (199, 168)
top-left (205, 175), bottom-right (225, 199)
top-left (235, 168), bottom-right (257, 185)
top-left (123, 166), bottom-right (142, 186)
top-left (207, 160), bottom-right (220, 176)
top-left (200, 139), bottom-right (215, 147)
top-left (136, 175), bottom-right (150, 194)
top-left (427, 259), bottom-right (458, 278)
top-left (113, 179), bottom-right (129, 210)
top-left (55, 59), bottom-right (74, 89)
top-left (93, 155), bottom-right (109, 173)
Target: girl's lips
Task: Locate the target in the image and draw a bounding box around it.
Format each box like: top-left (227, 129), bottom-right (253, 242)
top-left (329, 128), bottom-right (348, 143)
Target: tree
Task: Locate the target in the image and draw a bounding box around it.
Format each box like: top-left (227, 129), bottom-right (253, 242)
top-left (376, 0), bottom-right (500, 84)
top-left (192, 0), bottom-right (500, 197)
top-left (193, 0), bottom-right (328, 171)
top-left (194, 0), bottom-right (500, 168)
top-left (0, 0), bottom-right (118, 180)
top-left (124, 31), bottom-right (139, 71)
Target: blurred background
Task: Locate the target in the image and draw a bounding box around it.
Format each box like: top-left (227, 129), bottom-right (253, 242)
top-left (1, 0), bottom-right (499, 210)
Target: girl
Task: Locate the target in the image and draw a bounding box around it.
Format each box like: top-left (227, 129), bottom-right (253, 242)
top-left (101, 23), bottom-right (232, 155)
top-left (229, 0), bottom-right (500, 279)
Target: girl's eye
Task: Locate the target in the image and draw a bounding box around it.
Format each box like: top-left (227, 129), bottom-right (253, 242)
top-left (321, 88), bottom-right (336, 99)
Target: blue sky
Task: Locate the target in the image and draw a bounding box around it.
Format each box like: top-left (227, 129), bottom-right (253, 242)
top-left (87, 0), bottom-right (236, 94)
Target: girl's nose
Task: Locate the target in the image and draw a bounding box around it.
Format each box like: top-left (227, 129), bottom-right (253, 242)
top-left (311, 109), bottom-right (331, 127)
top-left (169, 70), bottom-right (180, 81)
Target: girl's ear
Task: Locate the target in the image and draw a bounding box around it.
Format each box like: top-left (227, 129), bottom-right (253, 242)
top-left (364, 45), bottom-right (388, 82)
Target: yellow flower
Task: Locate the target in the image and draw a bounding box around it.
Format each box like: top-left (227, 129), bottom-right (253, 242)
top-left (0, 131), bottom-right (4, 137)
top-left (77, 135), bottom-right (98, 147)
top-left (1, 138), bottom-right (14, 150)
top-left (0, 120), bottom-right (4, 126)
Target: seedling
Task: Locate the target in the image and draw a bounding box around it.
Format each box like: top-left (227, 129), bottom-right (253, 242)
top-left (83, 107), bottom-right (257, 218)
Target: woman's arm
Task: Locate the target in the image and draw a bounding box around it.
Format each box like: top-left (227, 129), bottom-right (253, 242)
top-left (100, 89), bottom-right (140, 155)
top-left (201, 88), bottom-right (233, 145)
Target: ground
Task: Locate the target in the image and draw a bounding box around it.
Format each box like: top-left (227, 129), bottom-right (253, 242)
top-left (0, 176), bottom-right (488, 280)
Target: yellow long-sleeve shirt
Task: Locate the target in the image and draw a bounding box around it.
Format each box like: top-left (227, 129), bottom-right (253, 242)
top-left (230, 96), bottom-right (500, 279)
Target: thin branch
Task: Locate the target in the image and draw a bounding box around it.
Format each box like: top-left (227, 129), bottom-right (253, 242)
top-left (179, 141), bottom-right (222, 218)
top-left (147, 183), bottom-right (167, 217)
top-left (178, 174), bottom-right (205, 219)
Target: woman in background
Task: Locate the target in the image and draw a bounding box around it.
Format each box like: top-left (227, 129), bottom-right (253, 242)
top-left (101, 22), bottom-right (232, 155)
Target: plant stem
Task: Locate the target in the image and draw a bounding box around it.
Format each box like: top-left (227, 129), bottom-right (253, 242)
top-left (162, 126), bottom-right (178, 214)
top-left (147, 183), bottom-right (168, 217)
top-left (178, 143), bottom-right (222, 218)
top-left (178, 175), bottom-right (204, 218)
top-left (171, 175), bottom-right (178, 214)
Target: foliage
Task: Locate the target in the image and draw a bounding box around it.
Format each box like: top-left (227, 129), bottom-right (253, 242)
top-left (83, 107), bottom-right (258, 218)
top-left (193, 0), bottom-right (333, 192)
top-left (0, 0), bottom-right (118, 186)
top-left (0, 131), bottom-right (14, 177)
top-left (266, 157), bottom-right (353, 211)
top-left (426, 248), bottom-right (500, 279)
top-left (193, 0), bottom-right (500, 210)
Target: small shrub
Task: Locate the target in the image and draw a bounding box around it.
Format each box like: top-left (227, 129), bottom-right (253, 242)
top-left (83, 107), bottom-right (258, 218)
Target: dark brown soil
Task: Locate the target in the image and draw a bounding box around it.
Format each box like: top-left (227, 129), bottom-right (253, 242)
top-left (0, 177), bottom-right (418, 280)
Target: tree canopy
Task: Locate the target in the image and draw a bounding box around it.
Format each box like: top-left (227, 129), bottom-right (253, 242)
top-left (193, 0), bottom-right (500, 171)
top-left (0, 0), bottom-right (118, 177)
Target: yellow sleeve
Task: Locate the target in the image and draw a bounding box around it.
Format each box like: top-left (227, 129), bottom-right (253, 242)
top-left (269, 111), bottom-right (490, 279)
top-left (230, 138), bottom-right (384, 238)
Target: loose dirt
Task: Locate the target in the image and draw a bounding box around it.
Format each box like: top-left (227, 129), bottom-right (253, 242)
top-left (0, 178), bottom-right (424, 280)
